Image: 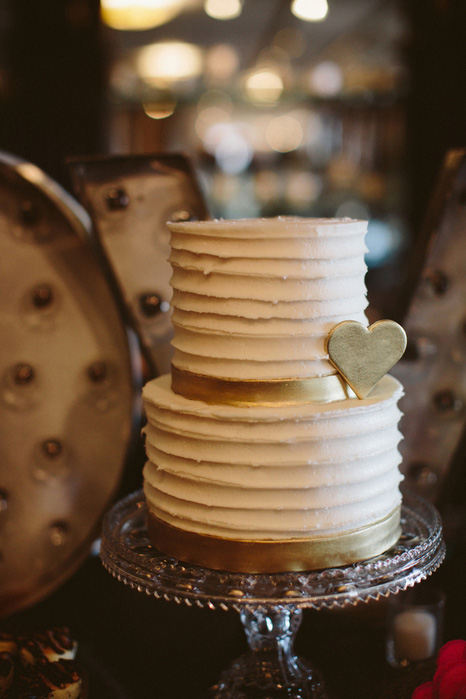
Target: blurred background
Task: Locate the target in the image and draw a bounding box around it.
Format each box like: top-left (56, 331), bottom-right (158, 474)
top-left (2, 4), bottom-right (466, 697)
top-left (1, 0), bottom-right (466, 318)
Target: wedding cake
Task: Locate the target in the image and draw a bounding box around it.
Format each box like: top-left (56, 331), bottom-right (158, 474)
top-left (142, 217), bottom-right (405, 573)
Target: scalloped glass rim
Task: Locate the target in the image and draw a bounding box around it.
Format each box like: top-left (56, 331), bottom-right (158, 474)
top-left (100, 490), bottom-right (445, 612)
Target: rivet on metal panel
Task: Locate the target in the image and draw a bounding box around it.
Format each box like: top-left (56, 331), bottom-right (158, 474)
top-left (3, 364), bottom-right (39, 410)
top-left (432, 389), bottom-right (464, 413)
top-left (49, 522), bottom-right (69, 547)
top-left (170, 210), bottom-right (197, 222)
top-left (425, 269), bottom-right (449, 295)
top-left (41, 439), bottom-right (63, 459)
top-left (105, 188), bottom-right (130, 211)
top-left (139, 292), bottom-right (168, 317)
top-left (408, 462), bottom-right (438, 487)
top-left (18, 201), bottom-right (41, 225)
top-left (0, 489), bottom-right (8, 512)
top-left (87, 361), bottom-right (108, 383)
top-left (33, 439), bottom-right (69, 482)
top-left (31, 284), bottom-right (54, 309)
top-left (13, 363), bottom-right (35, 385)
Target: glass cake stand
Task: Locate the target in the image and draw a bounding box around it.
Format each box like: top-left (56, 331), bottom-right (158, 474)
top-left (100, 490), bottom-right (445, 699)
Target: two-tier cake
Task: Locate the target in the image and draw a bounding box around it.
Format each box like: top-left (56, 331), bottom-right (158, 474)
top-left (142, 217), bottom-right (404, 573)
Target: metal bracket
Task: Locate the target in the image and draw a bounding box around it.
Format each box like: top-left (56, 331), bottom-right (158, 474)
top-left (68, 153), bottom-right (209, 378)
top-left (393, 149), bottom-right (466, 504)
top-left (0, 151), bottom-right (140, 616)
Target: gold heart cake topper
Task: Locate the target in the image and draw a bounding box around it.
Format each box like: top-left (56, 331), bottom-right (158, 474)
top-left (326, 320), bottom-right (407, 399)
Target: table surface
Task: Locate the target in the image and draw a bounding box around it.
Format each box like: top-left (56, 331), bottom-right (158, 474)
top-left (2, 517), bottom-right (465, 699)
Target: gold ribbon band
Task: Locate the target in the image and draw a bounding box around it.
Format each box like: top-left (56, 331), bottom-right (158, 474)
top-left (147, 508), bottom-right (401, 573)
top-left (171, 365), bottom-right (353, 406)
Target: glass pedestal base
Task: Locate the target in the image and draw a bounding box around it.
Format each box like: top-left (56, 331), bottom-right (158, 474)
top-left (100, 491), bottom-right (444, 699)
top-left (211, 608), bottom-right (326, 698)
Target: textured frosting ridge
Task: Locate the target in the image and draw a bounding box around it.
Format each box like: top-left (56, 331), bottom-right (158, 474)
top-left (167, 217), bottom-right (368, 380)
top-left (142, 217), bottom-right (404, 567)
top-left (143, 374), bottom-right (403, 540)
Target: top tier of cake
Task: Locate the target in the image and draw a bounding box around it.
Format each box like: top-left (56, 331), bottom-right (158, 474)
top-left (167, 217), bottom-right (368, 382)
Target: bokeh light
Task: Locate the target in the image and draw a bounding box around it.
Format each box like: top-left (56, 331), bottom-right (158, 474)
top-left (204, 0), bottom-right (243, 20)
top-left (137, 41), bottom-right (204, 87)
top-left (309, 61), bottom-right (343, 97)
top-left (244, 70), bottom-right (284, 104)
top-left (285, 171), bottom-right (323, 209)
top-left (143, 99), bottom-right (177, 119)
top-left (214, 130), bottom-right (253, 174)
top-left (291, 0), bottom-right (329, 22)
top-left (265, 115), bottom-right (304, 153)
top-left (101, 0), bottom-right (186, 30)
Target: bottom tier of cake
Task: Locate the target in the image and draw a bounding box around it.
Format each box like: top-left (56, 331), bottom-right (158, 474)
top-left (147, 506), bottom-right (401, 573)
top-left (142, 374), bottom-right (404, 573)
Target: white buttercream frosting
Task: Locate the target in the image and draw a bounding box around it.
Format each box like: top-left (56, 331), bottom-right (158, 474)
top-left (142, 217), bottom-right (404, 552)
top-left (167, 217), bottom-right (368, 380)
top-left (143, 374), bottom-right (403, 539)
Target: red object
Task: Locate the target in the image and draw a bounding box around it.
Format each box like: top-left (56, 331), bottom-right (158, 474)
top-left (412, 681), bottom-right (434, 699)
top-left (438, 642), bottom-right (466, 668)
top-left (433, 661), bottom-right (466, 699)
top-left (412, 642), bottom-right (466, 699)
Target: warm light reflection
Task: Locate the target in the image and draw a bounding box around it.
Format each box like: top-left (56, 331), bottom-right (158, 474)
top-left (143, 99), bottom-right (177, 119)
top-left (291, 0), bottom-right (329, 22)
top-left (101, 0), bottom-right (187, 30)
top-left (265, 115), bottom-right (303, 152)
top-left (137, 42), bottom-right (203, 86)
top-left (244, 70), bottom-right (284, 104)
top-left (204, 0), bottom-right (243, 20)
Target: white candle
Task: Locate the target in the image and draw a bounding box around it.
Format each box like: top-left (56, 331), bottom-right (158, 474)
top-left (393, 609), bottom-right (437, 661)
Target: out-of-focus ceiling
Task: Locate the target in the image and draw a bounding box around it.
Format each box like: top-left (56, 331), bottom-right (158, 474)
top-left (107, 0), bottom-right (406, 83)
top-left (111, 0), bottom-right (403, 56)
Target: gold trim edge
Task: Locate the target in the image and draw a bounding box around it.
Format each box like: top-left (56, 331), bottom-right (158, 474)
top-left (171, 365), bottom-right (354, 406)
top-left (147, 507), bottom-right (401, 573)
